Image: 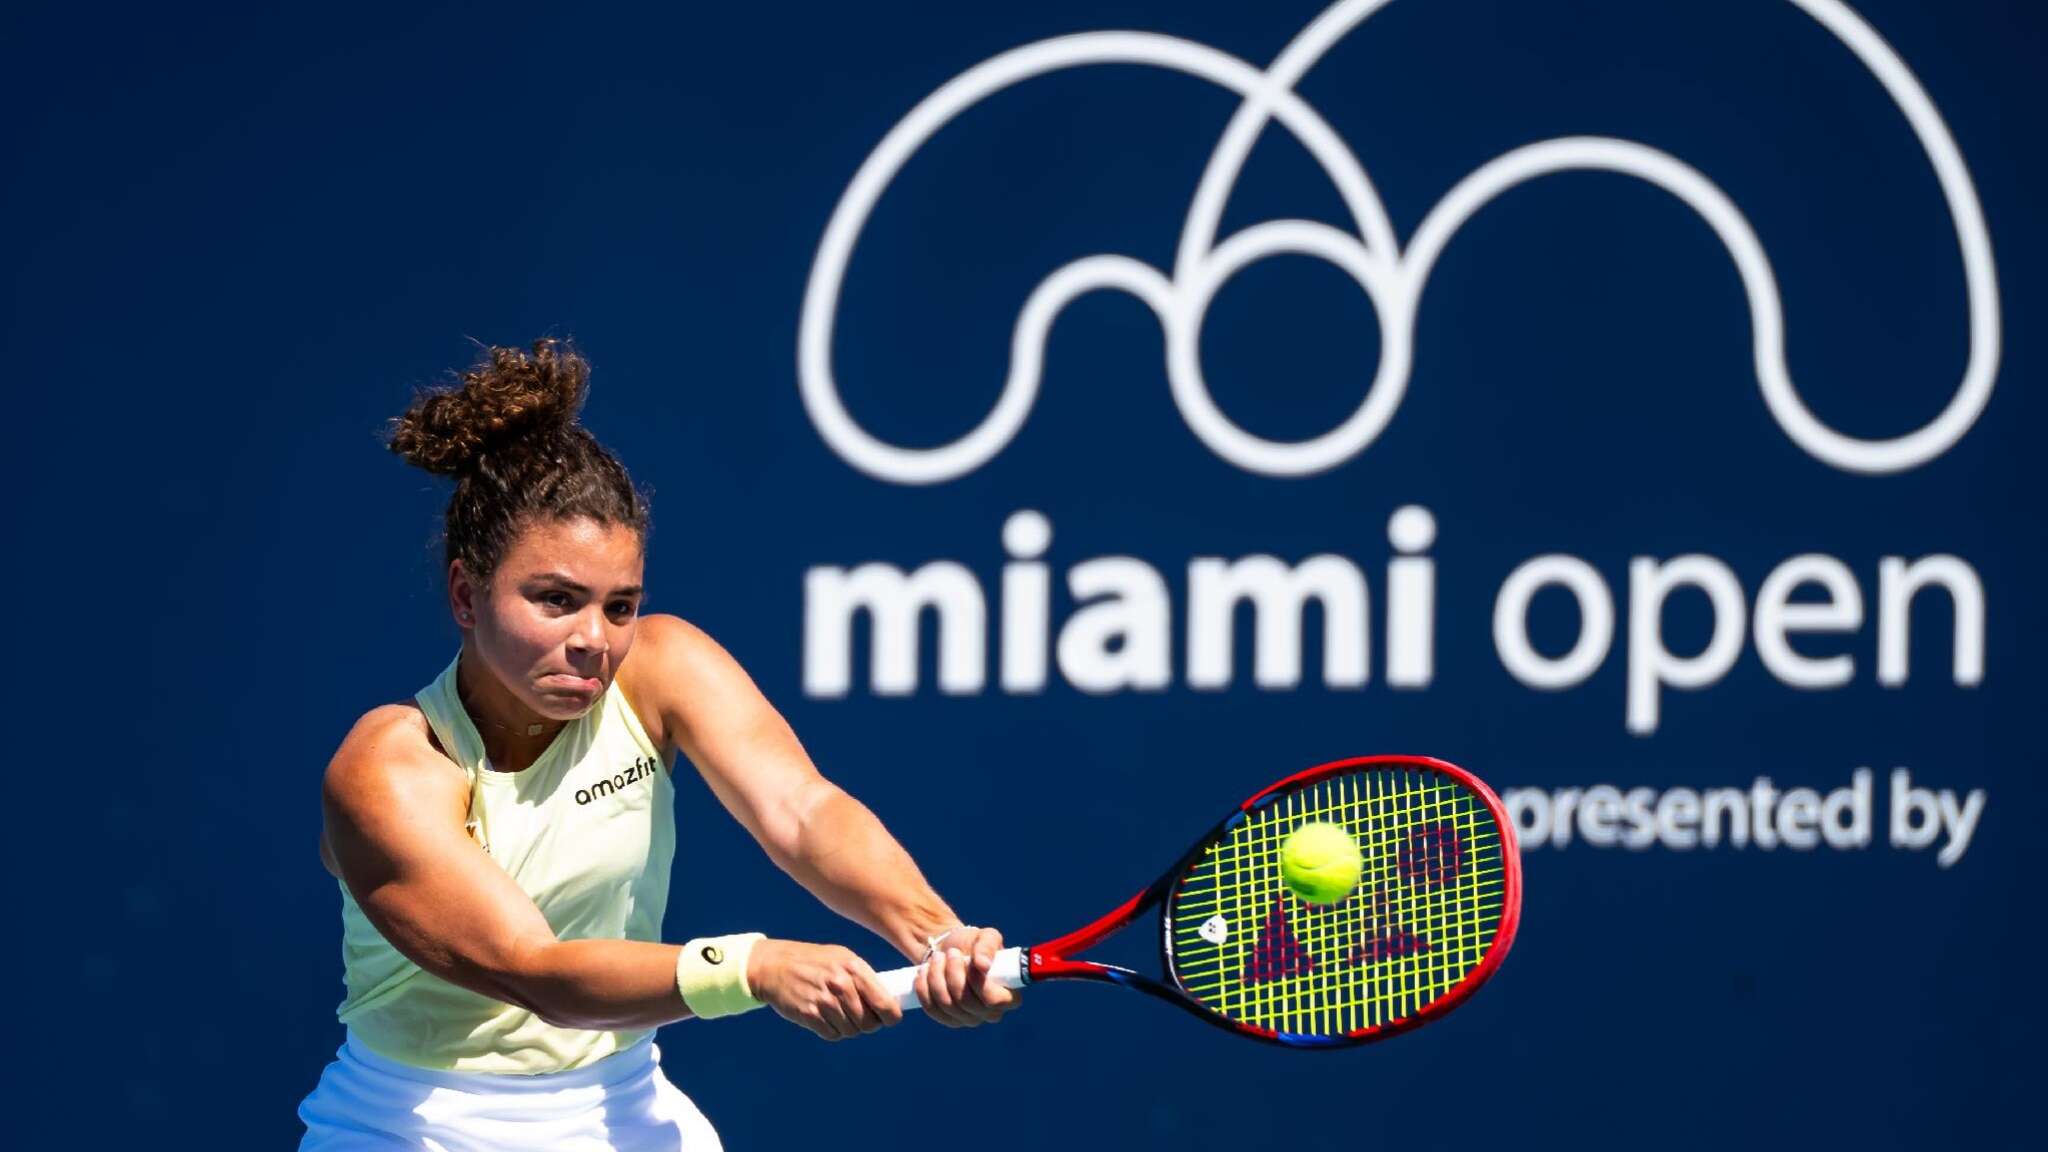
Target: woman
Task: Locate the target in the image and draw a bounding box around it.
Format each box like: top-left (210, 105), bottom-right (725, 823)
top-left (298, 339), bottom-right (1016, 1150)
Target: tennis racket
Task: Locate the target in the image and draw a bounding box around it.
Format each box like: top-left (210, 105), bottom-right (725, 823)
top-left (876, 754), bottom-right (1521, 1048)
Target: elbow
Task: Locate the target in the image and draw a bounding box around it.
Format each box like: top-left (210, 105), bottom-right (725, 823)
top-left (521, 990), bottom-right (605, 1031)
top-left (530, 999), bottom-right (637, 1033)
top-left (520, 990), bottom-right (582, 1030)
top-left (531, 1004), bottom-right (601, 1031)
top-left (769, 777), bottom-right (845, 869)
top-left (492, 937), bottom-right (586, 1029)
top-left (513, 990), bottom-right (608, 1034)
top-left (496, 939), bottom-right (643, 1032)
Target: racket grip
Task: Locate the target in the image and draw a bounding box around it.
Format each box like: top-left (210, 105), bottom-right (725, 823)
top-left (877, 945), bottom-right (1027, 1012)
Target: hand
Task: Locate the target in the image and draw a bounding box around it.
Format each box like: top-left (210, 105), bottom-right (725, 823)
top-left (912, 925), bottom-right (1021, 1028)
top-left (747, 938), bottom-right (904, 1041)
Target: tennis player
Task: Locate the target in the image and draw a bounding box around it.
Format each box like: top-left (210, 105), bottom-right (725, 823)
top-left (297, 339), bottom-right (1017, 1150)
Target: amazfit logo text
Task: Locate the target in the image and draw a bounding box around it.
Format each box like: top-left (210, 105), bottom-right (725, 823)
top-left (575, 756), bottom-right (662, 806)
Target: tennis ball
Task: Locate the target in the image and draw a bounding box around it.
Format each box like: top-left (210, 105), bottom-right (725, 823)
top-left (1281, 821), bottom-right (1363, 905)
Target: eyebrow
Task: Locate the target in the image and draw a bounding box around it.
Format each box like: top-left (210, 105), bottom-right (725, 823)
top-left (528, 573), bottom-right (644, 598)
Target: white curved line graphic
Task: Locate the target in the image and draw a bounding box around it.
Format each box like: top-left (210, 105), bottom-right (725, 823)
top-left (799, 0), bottom-right (1999, 483)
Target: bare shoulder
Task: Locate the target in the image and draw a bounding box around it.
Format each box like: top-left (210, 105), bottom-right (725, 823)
top-left (621, 613), bottom-right (762, 745)
top-left (318, 704), bottom-right (470, 876)
top-left (328, 702), bottom-right (464, 785)
top-left (623, 612), bottom-right (736, 690)
top-left (630, 612), bottom-right (717, 659)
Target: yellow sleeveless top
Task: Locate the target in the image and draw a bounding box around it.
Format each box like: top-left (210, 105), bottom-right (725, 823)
top-left (334, 652), bottom-right (676, 1074)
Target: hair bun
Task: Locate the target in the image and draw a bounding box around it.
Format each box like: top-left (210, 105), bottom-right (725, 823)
top-left (388, 338), bottom-right (590, 476)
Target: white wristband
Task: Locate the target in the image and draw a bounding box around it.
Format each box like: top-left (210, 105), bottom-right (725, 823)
top-left (676, 933), bottom-right (766, 1019)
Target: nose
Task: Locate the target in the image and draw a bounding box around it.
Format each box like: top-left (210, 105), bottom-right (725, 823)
top-left (567, 605), bottom-right (609, 658)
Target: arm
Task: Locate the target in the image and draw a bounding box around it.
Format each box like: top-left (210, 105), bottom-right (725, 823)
top-left (326, 705), bottom-right (903, 1039)
top-left (639, 614), bottom-right (1017, 1024)
top-left (322, 706), bottom-right (691, 1032)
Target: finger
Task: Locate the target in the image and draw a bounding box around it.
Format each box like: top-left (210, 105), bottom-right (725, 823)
top-left (848, 975), bottom-right (885, 1035)
top-left (962, 949), bottom-right (1002, 1023)
top-left (941, 947), bottom-right (975, 1027)
top-left (833, 976), bottom-right (877, 1036)
top-left (817, 976), bottom-right (857, 1040)
top-left (808, 1005), bottom-right (843, 1042)
top-left (978, 976), bottom-right (1016, 1017)
top-left (964, 934), bottom-right (1005, 1020)
top-left (812, 1003), bottom-right (843, 1041)
top-left (833, 995), bottom-right (863, 1040)
top-left (972, 928), bottom-right (1002, 975)
top-left (948, 947), bottom-right (970, 1001)
top-left (913, 956), bottom-right (938, 1018)
top-left (822, 949), bottom-right (877, 1036)
top-left (784, 1004), bottom-right (835, 1042)
top-left (967, 940), bottom-right (993, 990)
top-left (969, 958), bottom-right (1013, 1019)
top-left (985, 929), bottom-right (1017, 1016)
top-left (926, 951), bottom-right (962, 1027)
top-left (853, 961), bottom-right (903, 1027)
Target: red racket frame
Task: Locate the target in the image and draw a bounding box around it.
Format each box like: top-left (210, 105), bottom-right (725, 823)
top-left (1016, 754), bottom-right (1522, 1048)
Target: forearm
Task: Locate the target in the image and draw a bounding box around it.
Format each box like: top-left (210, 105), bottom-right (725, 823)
top-left (508, 937), bottom-right (691, 1032)
top-left (777, 783), bottom-right (961, 960)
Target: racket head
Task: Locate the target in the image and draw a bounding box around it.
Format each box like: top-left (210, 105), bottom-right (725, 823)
top-left (1156, 755), bottom-right (1521, 1048)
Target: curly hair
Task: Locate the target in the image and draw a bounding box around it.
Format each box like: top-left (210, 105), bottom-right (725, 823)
top-left (386, 338), bottom-right (650, 588)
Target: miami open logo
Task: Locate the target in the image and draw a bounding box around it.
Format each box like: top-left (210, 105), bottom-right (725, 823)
top-left (799, 0), bottom-right (1999, 483)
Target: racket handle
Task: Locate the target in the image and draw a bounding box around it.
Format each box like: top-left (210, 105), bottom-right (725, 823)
top-left (877, 945), bottom-right (1027, 1012)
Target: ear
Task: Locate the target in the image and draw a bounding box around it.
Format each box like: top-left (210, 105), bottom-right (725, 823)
top-left (449, 560), bottom-right (482, 627)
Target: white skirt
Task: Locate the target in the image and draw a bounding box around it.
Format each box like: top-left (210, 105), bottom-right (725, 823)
top-left (298, 1033), bottom-right (722, 1151)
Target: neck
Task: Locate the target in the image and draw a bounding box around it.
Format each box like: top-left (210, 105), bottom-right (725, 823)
top-left (456, 645), bottom-right (570, 772)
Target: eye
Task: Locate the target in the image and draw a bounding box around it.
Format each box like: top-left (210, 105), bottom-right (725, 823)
top-left (609, 600), bottom-right (638, 618)
top-left (541, 592), bottom-right (572, 608)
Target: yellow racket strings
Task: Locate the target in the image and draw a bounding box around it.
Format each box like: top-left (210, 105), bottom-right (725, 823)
top-left (1168, 768), bottom-right (1506, 1036)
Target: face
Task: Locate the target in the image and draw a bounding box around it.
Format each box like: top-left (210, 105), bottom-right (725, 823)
top-left (450, 516), bottom-right (646, 721)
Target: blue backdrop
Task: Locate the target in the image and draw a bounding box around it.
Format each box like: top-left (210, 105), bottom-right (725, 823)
top-left (16, 0), bottom-right (2038, 1147)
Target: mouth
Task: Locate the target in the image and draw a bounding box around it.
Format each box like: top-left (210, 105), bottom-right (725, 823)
top-left (544, 673), bottom-right (603, 692)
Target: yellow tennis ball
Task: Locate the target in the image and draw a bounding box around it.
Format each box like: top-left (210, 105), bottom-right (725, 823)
top-left (1281, 821), bottom-right (1362, 905)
